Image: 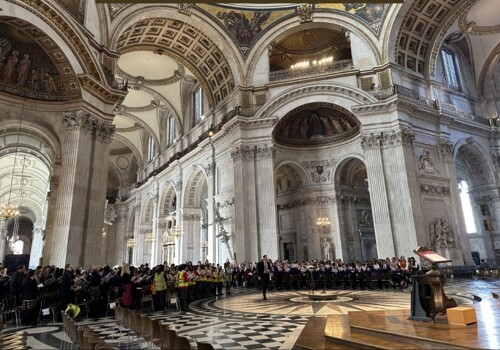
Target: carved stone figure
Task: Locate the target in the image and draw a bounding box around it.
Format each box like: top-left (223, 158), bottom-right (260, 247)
top-left (419, 149), bottom-right (437, 173)
top-left (322, 238), bottom-right (332, 261)
top-left (430, 217), bottom-right (455, 249)
top-left (360, 210), bottom-right (371, 225)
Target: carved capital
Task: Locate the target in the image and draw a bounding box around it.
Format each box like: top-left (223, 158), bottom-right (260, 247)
top-left (297, 3), bottom-right (313, 23)
top-left (361, 133), bottom-right (381, 150)
top-left (206, 161), bottom-right (215, 175)
top-left (380, 129), bottom-right (415, 147)
top-left (178, 3), bottom-right (193, 15)
top-left (230, 146), bottom-right (255, 162)
top-left (439, 138), bottom-right (454, 155)
top-left (255, 145), bottom-right (275, 160)
top-left (174, 180), bottom-right (182, 192)
top-left (63, 111), bottom-right (93, 133)
top-left (96, 123), bottom-right (115, 143)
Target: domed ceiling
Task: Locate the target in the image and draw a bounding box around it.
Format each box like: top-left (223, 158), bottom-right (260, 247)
top-left (273, 102), bottom-right (360, 146)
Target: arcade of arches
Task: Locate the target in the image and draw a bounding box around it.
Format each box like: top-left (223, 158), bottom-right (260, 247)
top-left (1, 1), bottom-right (500, 269)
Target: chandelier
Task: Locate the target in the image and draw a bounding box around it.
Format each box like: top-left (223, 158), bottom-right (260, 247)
top-left (126, 238), bottom-right (137, 248)
top-left (0, 203), bottom-right (19, 220)
top-left (169, 226), bottom-right (183, 237)
top-left (316, 216), bottom-right (331, 227)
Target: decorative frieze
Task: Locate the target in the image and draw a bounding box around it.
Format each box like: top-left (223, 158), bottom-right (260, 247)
top-left (183, 213), bottom-right (200, 221)
top-left (230, 146), bottom-right (255, 162)
top-left (278, 195), bottom-right (336, 209)
top-left (255, 145), bottom-right (275, 160)
top-left (420, 184), bottom-right (451, 196)
top-left (297, 3), bottom-right (313, 23)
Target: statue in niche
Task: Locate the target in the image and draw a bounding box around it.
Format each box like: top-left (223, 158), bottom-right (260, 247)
top-left (430, 217), bottom-right (455, 249)
top-left (359, 210), bottom-right (371, 225)
top-left (322, 238), bottom-right (332, 261)
top-left (419, 149), bottom-right (437, 173)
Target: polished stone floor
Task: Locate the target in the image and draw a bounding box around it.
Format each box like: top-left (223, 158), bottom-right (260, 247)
top-left (4, 278), bottom-right (499, 349)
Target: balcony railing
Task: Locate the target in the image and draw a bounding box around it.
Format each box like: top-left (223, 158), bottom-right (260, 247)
top-left (270, 59), bottom-right (354, 82)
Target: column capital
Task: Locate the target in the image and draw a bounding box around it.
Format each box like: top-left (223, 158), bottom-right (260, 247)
top-left (380, 128), bottom-right (415, 147)
top-left (63, 111), bottom-right (115, 142)
top-left (439, 138), bottom-right (454, 155)
top-left (230, 145), bottom-right (255, 162)
top-left (255, 144), bottom-right (275, 160)
top-left (361, 133), bottom-right (381, 150)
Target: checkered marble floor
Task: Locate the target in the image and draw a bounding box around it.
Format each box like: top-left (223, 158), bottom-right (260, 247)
top-left (5, 278), bottom-right (499, 349)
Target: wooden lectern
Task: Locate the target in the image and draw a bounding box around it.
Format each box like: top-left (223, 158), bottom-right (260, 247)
top-left (409, 246), bottom-right (457, 322)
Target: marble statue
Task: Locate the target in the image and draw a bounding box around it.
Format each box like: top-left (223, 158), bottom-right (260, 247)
top-left (322, 238), bottom-right (332, 260)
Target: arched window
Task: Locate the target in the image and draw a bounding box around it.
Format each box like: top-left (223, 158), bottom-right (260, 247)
top-left (459, 180), bottom-right (476, 234)
top-left (440, 48), bottom-right (460, 90)
top-left (167, 117), bottom-right (176, 146)
top-left (147, 136), bottom-right (156, 162)
top-left (193, 86), bottom-right (204, 124)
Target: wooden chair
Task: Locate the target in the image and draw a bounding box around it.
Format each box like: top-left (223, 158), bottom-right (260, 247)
top-left (176, 335), bottom-right (192, 349)
top-left (196, 339), bottom-right (215, 350)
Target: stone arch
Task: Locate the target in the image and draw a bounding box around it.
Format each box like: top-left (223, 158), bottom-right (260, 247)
top-left (111, 15), bottom-right (237, 109)
top-left (183, 170), bottom-right (208, 207)
top-left (254, 82), bottom-right (376, 122)
top-left (389, 0), bottom-right (478, 78)
top-left (159, 182), bottom-right (177, 216)
top-left (113, 134), bottom-right (143, 169)
top-left (453, 138), bottom-right (496, 186)
top-left (140, 196), bottom-right (154, 223)
top-left (246, 12), bottom-right (383, 85)
top-left (275, 160), bottom-right (310, 193)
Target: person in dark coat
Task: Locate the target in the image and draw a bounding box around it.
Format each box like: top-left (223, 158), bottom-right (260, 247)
top-left (59, 263), bottom-right (74, 312)
top-left (21, 270), bottom-right (39, 325)
top-left (257, 255), bottom-right (272, 300)
top-left (10, 265), bottom-right (26, 302)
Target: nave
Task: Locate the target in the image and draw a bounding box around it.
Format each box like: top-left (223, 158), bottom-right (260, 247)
top-left (5, 279), bottom-right (499, 349)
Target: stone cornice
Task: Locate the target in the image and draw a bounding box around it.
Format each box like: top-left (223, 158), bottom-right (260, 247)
top-left (79, 75), bottom-right (127, 104)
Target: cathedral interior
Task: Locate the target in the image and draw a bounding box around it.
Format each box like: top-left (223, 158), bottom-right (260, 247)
top-left (0, 0), bottom-right (500, 270)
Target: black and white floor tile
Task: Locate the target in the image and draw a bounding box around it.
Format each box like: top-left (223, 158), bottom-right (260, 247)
top-left (4, 279), bottom-right (499, 349)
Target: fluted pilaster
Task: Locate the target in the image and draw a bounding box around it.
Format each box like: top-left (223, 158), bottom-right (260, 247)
top-left (361, 133), bottom-right (395, 259)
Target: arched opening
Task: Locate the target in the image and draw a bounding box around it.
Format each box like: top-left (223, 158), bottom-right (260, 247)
top-left (335, 158), bottom-right (375, 262)
top-left (455, 143), bottom-right (497, 264)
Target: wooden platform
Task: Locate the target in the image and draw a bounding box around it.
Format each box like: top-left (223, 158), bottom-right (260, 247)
top-left (294, 297), bottom-right (500, 350)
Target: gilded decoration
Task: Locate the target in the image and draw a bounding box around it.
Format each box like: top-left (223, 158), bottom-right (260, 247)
top-left (57, 0), bottom-right (86, 25)
top-left (317, 3), bottom-right (388, 32)
top-left (0, 18), bottom-right (75, 100)
top-left (273, 102), bottom-right (360, 146)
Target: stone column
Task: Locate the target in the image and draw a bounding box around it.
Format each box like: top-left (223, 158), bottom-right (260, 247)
top-left (206, 160), bottom-right (216, 263)
top-left (82, 121), bottom-right (114, 267)
top-left (29, 226), bottom-right (44, 268)
top-left (379, 129), bottom-right (420, 258)
top-left (147, 189), bottom-right (159, 267)
top-left (0, 219), bottom-right (6, 262)
top-left (183, 212), bottom-right (201, 262)
top-left (174, 177), bottom-right (183, 265)
top-left (111, 203), bottom-right (128, 265)
top-left (361, 133), bottom-right (395, 259)
top-left (49, 111), bottom-right (94, 268)
top-left (42, 168), bottom-right (61, 265)
top-left (231, 145), bottom-right (258, 262)
top-left (255, 144), bottom-right (279, 260)
top-left (133, 200), bottom-right (141, 266)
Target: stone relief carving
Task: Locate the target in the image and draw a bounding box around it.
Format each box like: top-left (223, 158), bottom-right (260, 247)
top-left (418, 149), bottom-right (438, 174)
top-left (492, 150), bottom-right (500, 168)
top-left (439, 139), bottom-right (454, 155)
top-left (50, 175), bottom-right (60, 190)
top-left (217, 198), bottom-right (235, 208)
top-left (297, 3), bottom-right (313, 23)
top-left (178, 3), bottom-right (193, 15)
top-left (420, 184), bottom-right (451, 196)
top-left (279, 195), bottom-right (336, 209)
top-left (104, 200), bottom-right (117, 225)
top-left (302, 159), bottom-right (334, 183)
top-left (359, 209), bottom-right (372, 225)
top-left (429, 217), bottom-right (455, 249)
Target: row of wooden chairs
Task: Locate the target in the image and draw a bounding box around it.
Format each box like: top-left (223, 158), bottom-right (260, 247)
top-left (61, 311), bottom-right (119, 350)
top-left (0, 308), bottom-right (28, 350)
top-left (113, 305), bottom-right (215, 349)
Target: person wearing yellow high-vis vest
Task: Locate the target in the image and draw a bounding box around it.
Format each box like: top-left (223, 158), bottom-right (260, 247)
top-left (177, 265), bottom-right (189, 311)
